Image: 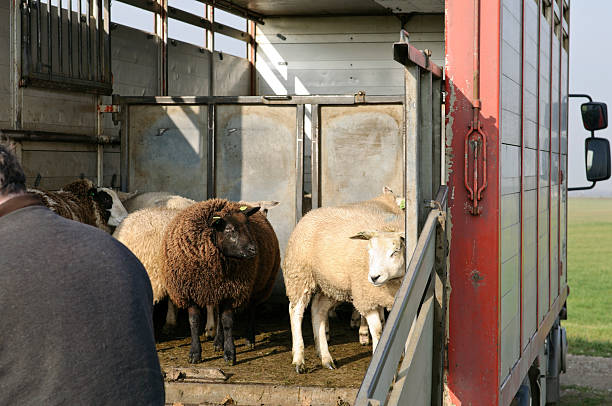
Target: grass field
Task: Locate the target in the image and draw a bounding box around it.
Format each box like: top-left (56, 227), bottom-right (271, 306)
top-left (566, 198), bottom-right (612, 357)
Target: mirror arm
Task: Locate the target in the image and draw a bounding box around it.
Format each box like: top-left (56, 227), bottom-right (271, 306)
top-left (568, 93), bottom-right (593, 102)
top-left (568, 181), bottom-right (597, 192)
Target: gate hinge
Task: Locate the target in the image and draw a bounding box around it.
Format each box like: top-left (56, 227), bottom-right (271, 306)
top-left (98, 104), bottom-right (120, 113)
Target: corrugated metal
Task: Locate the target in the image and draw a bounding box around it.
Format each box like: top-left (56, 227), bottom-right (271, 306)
top-left (0, 2), bottom-right (11, 129)
top-left (111, 26), bottom-right (158, 96)
top-left (168, 41), bottom-right (211, 96)
top-left (21, 88), bottom-right (97, 135)
top-left (318, 104), bottom-right (403, 207)
top-left (127, 105), bottom-right (209, 200)
top-left (214, 52), bottom-right (251, 96)
top-left (18, 141), bottom-right (99, 190)
top-left (500, 0), bottom-right (523, 382)
top-left (256, 15), bottom-right (444, 96)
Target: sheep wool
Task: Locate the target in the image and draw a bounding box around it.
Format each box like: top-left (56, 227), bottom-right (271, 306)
top-left (113, 207), bottom-right (181, 303)
top-left (282, 192), bottom-right (406, 316)
top-left (162, 199), bottom-right (280, 310)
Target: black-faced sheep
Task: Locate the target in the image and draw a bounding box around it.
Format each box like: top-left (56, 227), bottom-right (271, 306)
top-left (114, 194), bottom-right (279, 339)
top-left (28, 179), bottom-right (128, 233)
top-left (282, 188), bottom-right (409, 373)
top-left (161, 199), bottom-right (280, 365)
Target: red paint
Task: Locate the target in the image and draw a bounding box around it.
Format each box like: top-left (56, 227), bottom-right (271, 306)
top-left (445, 0), bottom-right (500, 403)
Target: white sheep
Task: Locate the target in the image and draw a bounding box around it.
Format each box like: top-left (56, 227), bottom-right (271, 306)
top-left (282, 188), bottom-right (409, 373)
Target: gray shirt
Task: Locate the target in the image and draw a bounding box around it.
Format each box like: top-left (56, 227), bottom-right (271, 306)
top-left (0, 200), bottom-right (164, 405)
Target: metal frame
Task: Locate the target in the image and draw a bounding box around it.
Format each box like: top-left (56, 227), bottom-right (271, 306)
top-left (20, 0), bottom-right (112, 95)
top-left (117, 94), bottom-right (402, 219)
top-left (355, 186), bottom-right (448, 406)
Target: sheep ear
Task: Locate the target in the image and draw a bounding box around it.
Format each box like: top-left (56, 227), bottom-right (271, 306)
top-left (244, 206), bottom-right (261, 217)
top-left (350, 231), bottom-right (376, 240)
top-left (382, 186), bottom-right (394, 195)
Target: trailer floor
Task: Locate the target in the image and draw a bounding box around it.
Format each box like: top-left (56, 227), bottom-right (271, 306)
top-left (155, 302), bottom-right (372, 389)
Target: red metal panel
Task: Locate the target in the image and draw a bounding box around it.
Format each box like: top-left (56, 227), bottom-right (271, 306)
top-left (445, 0), bottom-right (501, 403)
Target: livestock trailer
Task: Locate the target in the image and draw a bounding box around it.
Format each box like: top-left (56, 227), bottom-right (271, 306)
top-left (1, 0), bottom-right (604, 404)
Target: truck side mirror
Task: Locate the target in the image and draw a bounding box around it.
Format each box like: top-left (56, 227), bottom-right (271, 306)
top-left (581, 102), bottom-right (608, 131)
top-left (585, 137), bottom-right (611, 182)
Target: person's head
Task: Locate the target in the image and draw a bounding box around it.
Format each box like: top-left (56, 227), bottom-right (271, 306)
top-left (0, 141), bottom-right (27, 200)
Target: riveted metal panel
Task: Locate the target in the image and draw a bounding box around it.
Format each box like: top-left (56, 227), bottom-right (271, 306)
top-left (539, 14), bottom-right (551, 152)
top-left (168, 41), bottom-right (211, 97)
top-left (560, 154), bottom-right (567, 288)
top-left (127, 105), bottom-right (208, 200)
top-left (319, 104), bottom-right (403, 208)
top-left (551, 153), bottom-right (560, 299)
top-left (214, 104), bottom-right (298, 263)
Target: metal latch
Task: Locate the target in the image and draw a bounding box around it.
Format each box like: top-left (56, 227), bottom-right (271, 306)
top-left (464, 101), bottom-right (488, 216)
top-left (354, 90), bottom-right (366, 103)
top-left (98, 104), bottom-right (120, 113)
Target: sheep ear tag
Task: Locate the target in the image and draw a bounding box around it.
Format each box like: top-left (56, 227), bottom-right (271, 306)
top-left (240, 206), bottom-right (247, 211)
top-left (399, 199), bottom-right (405, 210)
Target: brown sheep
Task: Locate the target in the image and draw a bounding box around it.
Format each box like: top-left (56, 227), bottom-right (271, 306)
top-left (162, 199), bottom-right (280, 364)
top-left (28, 179), bottom-right (128, 233)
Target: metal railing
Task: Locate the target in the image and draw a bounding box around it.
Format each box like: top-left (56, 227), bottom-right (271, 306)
top-left (355, 185), bottom-right (448, 406)
top-left (20, 0), bottom-right (112, 94)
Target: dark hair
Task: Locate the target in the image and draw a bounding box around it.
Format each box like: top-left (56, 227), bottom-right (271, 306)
top-left (0, 142), bottom-right (27, 196)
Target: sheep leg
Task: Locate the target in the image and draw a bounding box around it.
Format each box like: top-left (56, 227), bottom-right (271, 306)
top-left (244, 305), bottom-right (256, 350)
top-left (213, 306), bottom-right (224, 352)
top-left (220, 305), bottom-right (236, 366)
top-left (204, 304), bottom-right (216, 340)
top-left (289, 292), bottom-right (311, 374)
top-left (311, 292), bottom-right (337, 370)
top-left (365, 309), bottom-right (384, 353)
top-left (162, 299), bottom-right (178, 335)
top-left (350, 308), bottom-right (361, 329)
top-left (359, 315), bottom-right (370, 346)
top-left (187, 305), bottom-right (203, 364)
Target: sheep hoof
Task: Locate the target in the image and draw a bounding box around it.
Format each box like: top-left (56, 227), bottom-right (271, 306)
top-left (204, 329), bottom-right (215, 340)
top-left (188, 352), bottom-right (202, 364)
top-left (359, 335), bottom-right (370, 346)
top-left (245, 340), bottom-right (255, 350)
top-left (294, 363), bottom-right (307, 374)
top-left (322, 360), bottom-right (336, 370)
top-left (224, 352), bottom-right (236, 366)
top-left (213, 343), bottom-right (223, 352)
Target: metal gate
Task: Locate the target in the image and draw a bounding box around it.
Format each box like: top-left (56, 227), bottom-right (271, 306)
top-left (118, 94), bottom-right (404, 294)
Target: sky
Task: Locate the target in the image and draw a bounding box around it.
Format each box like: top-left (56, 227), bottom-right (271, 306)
top-left (568, 0), bottom-right (612, 196)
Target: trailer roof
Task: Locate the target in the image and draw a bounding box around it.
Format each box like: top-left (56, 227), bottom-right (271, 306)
top-left (223, 0), bottom-right (444, 17)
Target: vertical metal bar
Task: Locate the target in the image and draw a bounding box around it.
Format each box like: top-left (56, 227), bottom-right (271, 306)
top-left (419, 69), bottom-right (433, 231)
top-left (67, 0), bottom-right (72, 77)
top-left (310, 104), bottom-right (319, 211)
top-left (557, 18), bottom-right (563, 297)
top-left (21, 0), bottom-right (32, 79)
top-left (35, 0), bottom-right (42, 73)
top-left (97, 0), bottom-right (102, 81)
top-left (102, 0), bottom-right (110, 83)
top-left (207, 5), bottom-right (214, 96)
top-left (47, 0), bottom-right (52, 77)
top-left (536, 0), bottom-right (541, 326)
top-left (548, 4), bottom-right (553, 309)
top-left (58, 0), bottom-right (62, 74)
top-left (87, 0), bottom-right (92, 80)
top-left (248, 19), bottom-right (256, 95)
top-left (97, 144), bottom-right (104, 187)
top-left (519, 0), bottom-right (525, 354)
top-left (432, 78), bottom-right (442, 191)
top-left (207, 103), bottom-right (216, 199)
top-left (296, 104), bottom-right (304, 222)
top-left (405, 63), bottom-right (420, 250)
top-left (120, 103), bottom-right (129, 191)
top-left (78, 0), bottom-right (82, 79)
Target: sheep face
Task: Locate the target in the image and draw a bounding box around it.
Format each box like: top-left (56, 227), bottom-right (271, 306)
top-left (212, 206), bottom-right (260, 259)
top-left (351, 231), bottom-right (405, 286)
top-left (96, 187), bottom-right (129, 226)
